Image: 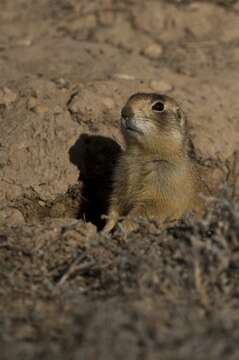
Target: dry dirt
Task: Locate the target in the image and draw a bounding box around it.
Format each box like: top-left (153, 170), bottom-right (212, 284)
top-left (0, 1), bottom-right (239, 359)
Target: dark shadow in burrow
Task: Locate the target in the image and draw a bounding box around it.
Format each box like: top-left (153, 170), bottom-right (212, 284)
top-left (69, 134), bottom-right (122, 230)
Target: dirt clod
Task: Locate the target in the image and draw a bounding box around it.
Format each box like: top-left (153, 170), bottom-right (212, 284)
top-left (150, 79), bottom-right (173, 93)
top-left (142, 43), bottom-right (163, 60)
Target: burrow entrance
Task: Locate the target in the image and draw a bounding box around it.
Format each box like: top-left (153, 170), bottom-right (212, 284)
top-left (8, 134), bottom-right (122, 230)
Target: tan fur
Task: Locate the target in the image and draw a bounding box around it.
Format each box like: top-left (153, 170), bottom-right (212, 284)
top-left (103, 93), bottom-right (209, 233)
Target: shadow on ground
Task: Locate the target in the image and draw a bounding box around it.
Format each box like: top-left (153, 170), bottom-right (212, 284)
top-left (69, 133), bottom-right (122, 229)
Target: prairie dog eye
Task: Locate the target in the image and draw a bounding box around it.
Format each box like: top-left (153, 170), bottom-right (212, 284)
top-left (152, 101), bottom-right (165, 112)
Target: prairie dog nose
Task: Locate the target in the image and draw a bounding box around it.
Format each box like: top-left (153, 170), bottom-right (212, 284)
top-left (121, 105), bottom-right (134, 120)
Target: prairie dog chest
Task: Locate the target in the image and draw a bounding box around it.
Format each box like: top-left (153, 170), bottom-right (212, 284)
top-left (126, 157), bottom-right (192, 201)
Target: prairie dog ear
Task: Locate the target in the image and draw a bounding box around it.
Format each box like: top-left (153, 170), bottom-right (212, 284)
top-left (176, 107), bottom-right (186, 127)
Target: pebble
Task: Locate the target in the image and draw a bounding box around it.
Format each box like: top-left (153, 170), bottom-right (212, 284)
top-left (56, 78), bottom-right (68, 88)
top-left (0, 208), bottom-right (25, 225)
top-left (67, 14), bottom-right (96, 32)
top-left (150, 80), bottom-right (173, 93)
top-left (16, 38), bottom-right (32, 47)
top-left (27, 96), bottom-right (37, 110)
top-left (27, 96), bottom-right (47, 113)
top-left (68, 94), bottom-right (80, 113)
top-left (102, 97), bottom-right (115, 109)
top-left (33, 104), bottom-right (49, 114)
top-left (28, 98), bottom-right (49, 114)
top-left (114, 73), bottom-right (135, 80)
top-left (0, 87), bottom-right (17, 106)
top-left (53, 105), bottom-right (63, 114)
top-left (142, 43), bottom-right (163, 60)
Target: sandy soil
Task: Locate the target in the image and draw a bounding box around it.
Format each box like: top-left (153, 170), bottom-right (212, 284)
top-left (0, 1), bottom-right (239, 359)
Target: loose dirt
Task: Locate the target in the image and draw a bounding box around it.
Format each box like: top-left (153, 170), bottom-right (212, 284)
top-left (0, 1), bottom-right (239, 359)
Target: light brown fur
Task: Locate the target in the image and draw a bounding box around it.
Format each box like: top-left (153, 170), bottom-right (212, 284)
top-left (103, 93), bottom-right (209, 233)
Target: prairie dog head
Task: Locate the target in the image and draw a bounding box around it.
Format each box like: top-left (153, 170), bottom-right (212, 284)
top-left (121, 93), bottom-right (186, 153)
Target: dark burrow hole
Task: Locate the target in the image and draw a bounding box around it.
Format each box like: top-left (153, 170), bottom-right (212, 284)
top-left (69, 133), bottom-right (122, 229)
top-left (10, 134), bottom-right (122, 230)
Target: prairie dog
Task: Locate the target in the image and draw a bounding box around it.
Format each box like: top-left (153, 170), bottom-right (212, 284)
top-left (103, 93), bottom-right (209, 233)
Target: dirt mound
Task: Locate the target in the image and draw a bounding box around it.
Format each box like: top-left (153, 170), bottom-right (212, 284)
top-left (1, 197), bottom-right (239, 360)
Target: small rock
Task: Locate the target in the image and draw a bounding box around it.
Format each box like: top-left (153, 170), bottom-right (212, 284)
top-left (114, 73), bottom-right (135, 80)
top-left (55, 78), bottom-right (68, 88)
top-left (0, 87), bottom-right (17, 106)
top-left (68, 93), bottom-right (81, 113)
top-left (67, 14), bottom-right (96, 32)
top-left (16, 38), bottom-right (32, 47)
top-left (49, 203), bottom-right (66, 218)
top-left (0, 208), bottom-right (25, 225)
top-left (102, 97), bottom-right (115, 109)
top-left (150, 80), bottom-right (173, 93)
top-left (58, 78), bottom-right (66, 85)
top-left (142, 43), bottom-right (163, 60)
top-left (32, 104), bottom-right (49, 114)
top-left (27, 96), bottom-right (37, 110)
top-left (53, 105), bottom-right (63, 114)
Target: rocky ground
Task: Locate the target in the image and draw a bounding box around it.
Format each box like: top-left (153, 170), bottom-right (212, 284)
top-left (0, 1), bottom-right (239, 359)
